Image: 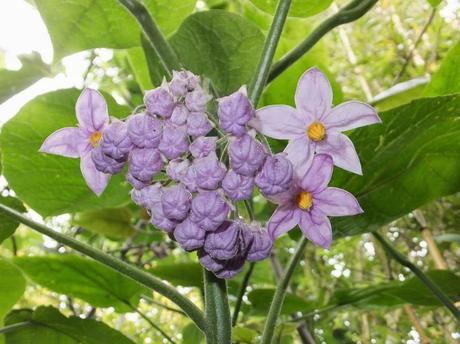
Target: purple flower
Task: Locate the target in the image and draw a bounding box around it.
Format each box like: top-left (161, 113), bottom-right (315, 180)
top-left (267, 154), bottom-right (363, 249)
top-left (151, 207), bottom-right (178, 233)
top-left (169, 70), bottom-right (199, 97)
top-left (161, 184), bottom-right (192, 221)
top-left (186, 112), bottom-right (213, 138)
top-left (229, 134), bottom-right (266, 176)
top-left (126, 172), bottom-right (150, 190)
top-left (190, 191), bottom-right (229, 231)
top-left (40, 88), bottom-right (111, 196)
top-left (100, 120), bottom-right (132, 160)
top-left (193, 155), bottom-right (226, 190)
top-left (181, 166), bottom-right (199, 192)
top-left (185, 86), bottom-right (211, 113)
top-left (166, 158), bottom-right (190, 181)
top-left (204, 221), bottom-right (241, 260)
top-left (189, 136), bottom-right (217, 159)
top-left (144, 87), bottom-right (174, 118)
top-left (250, 68), bottom-right (381, 176)
top-left (170, 104), bottom-right (189, 126)
top-left (127, 113), bottom-right (162, 148)
top-left (214, 256), bottom-right (246, 279)
top-left (255, 153), bottom-right (293, 196)
top-left (222, 170), bottom-right (254, 201)
top-left (198, 250), bottom-right (226, 273)
top-left (91, 146), bottom-right (125, 174)
top-left (128, 148), bottom-right (162, 182)
top-left (159, 123), bottom-right (189, 160)
top-left (131, 183), bottom-right (162, 208)
top-left (243, 225), bottom-right (273, 262)
top-left (218, 86), bottom-right (254, 136)
top-left (174, 218), bottom-right (205, 251)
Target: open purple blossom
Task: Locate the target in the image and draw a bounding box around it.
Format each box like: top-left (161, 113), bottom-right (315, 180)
top-left (190, 191), bottom-right (229, 232)
top-left (250, 67), bottom-right (381, 176)
top-left (222, 169), bottom-right (254, 201)
top-left (144, 86), bottom-right (174, 118)
top-left (255, 153), bottom-right (293, 196)
top-left (161, 184), bottom-right (192, 221)
top-left (267, 154), bottom-right (363, 249)
top-left (229, 133), bottom-right (266, 176)
top-left (192, 155), bottom-right (226, 190)
top-left (127, 113), bottom-right (162, 148)
top-left (217, 86), bottom-right (255, 136)
top-left (174, 218), bottom-right (206, 251)
top-left (128, 148), bottom-right (162, 182)
top-left (39, 88), bottom-right (111, 196)
top-left (189, 136), bottom-right (217, 159)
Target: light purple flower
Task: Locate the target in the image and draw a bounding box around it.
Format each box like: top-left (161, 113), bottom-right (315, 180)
top-left (255, 153), bottom-right (293, 196)
top-left (144, 87), bottom-right (174, 118)
top-left (127, 113), bottom-right (162, 148)
top-left (91, 146), bottom-right (125, 174)
top-left (193, 155), bottom-right (226, 190)
top-left (190, 191), bottom-right (229, 232)
top-left (100, 120), bottom-right (132, 160)
top-left (181, 166), bottom-right (199, 192)
top-left (170, 104), bottom-right (189, 126)
top-left (39, 88), bottom-right (111, 196)
top-left (185, 86), bottom-right (211, 113)
top-left (189, 136), bottom-right (217, 159)
top-left (151, 206), bottom-right (178, 233)
top-left (267, 154), bottom-right (363, 249)
top-left (204, 221), bottom-right (241, 260)
top-left (161, 184), bottom-right (192, 221)
top-left (169, 70), bottom-right (199, 97)
top-left (174, 217), bottom-right (206, 251)
top-left (250, 68), bottom-right (381, 176)
top-left (128, 148), bottom-right (162, 182)
top-left (243, 225), bottom-right (272, 262)
top-left (126, 172), bottom-right (150, 190)
top-left (217, 86), bottom-right (254, 136)
top-left (198, 250), bottom-right (226, 273)
top-left (131, 183), bottom-right (162, 208)
top-left (166, 158), bottom-right (190, 181)
top-left (159, 123), bottom-right (189, 160)
top-left (222, 170), bottom-right (254, 201)
top-left (229, 134), bottom-right (266, 176)
top-left (186, 112), bottom-right (213, 138)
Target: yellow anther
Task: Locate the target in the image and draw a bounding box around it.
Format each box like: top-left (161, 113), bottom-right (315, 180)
top-left (90, 131), bottom-right (102, 147)
top-left (307, 122), bottom-right (326, 142)
top-left (296, 192), bottom-right (313, 211)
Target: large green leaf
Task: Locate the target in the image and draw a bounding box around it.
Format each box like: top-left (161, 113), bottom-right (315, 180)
top-left (0, 259), bottom-right (26, 323)
top-left (249, 0), bottom-right (332, 17)
top-left (332, 94), bottom-right (460, 236)
top-left (0, 89), bottom-right (131, 217)
top-left (0, 197), bottom-right (26, 244)
top-left (247, 288), bottom-right (313, 315)
top-left (4, 306), bottom-right (134, 344)
top-left (149, 262), bottom-right (202, 288)
top-left (14, 255), bottom-right (147, 312)
top-left (170, 10), bottom-right (265, 95)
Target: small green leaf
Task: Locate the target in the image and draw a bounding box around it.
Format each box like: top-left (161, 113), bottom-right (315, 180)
top-left (233, 326), bottom-right (258, 343)
top-left (248, 288), bottom-right (313, 315)
top-left (181, 322), bottom-right (204, 344)
top-left (149, 262), bottom-right (203, 288)
top-left (0, 197), bottom-right (26, 244)
top-left (249, 0), bottom-right (333, 17)
top-left (0, 259), bottom-right (26, 323)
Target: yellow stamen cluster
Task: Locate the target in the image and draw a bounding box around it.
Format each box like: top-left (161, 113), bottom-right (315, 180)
top-left (90, 131), bottom-right (103, 148)
top-left (296, 192), bottom-right (313, 211)
top-left (307, 122), bottom-right (326, 142)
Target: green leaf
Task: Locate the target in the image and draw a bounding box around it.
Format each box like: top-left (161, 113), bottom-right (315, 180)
top-left (0, 89), bottom-right (131, 217)
top-left (14, 255), bottom-right (147, 312)
top-left (144, 0), bottom-right (197, 36)
top-left (127, 47), bottom-right (155, 91)
top-left (0, 53), bottom-right (50, 104)
top-left (434, 233), bottom-right (460, 243)
top-left (426, 0), bottom-right (442, 7)
top-left (0, 197), bottom-right (26, 244)
top-left (332, 94), bottom-right (460, 236)
top-left (181, 322), bottom-right (204, 344)
top-left (149, 262), bottom-right (203, 288)
top-left (424, 42), bottom-right (460, 97)
top-left (0, 259), bottom-right (26, 323)
top-left (233, 327), bottom-right (258, 343)
top-left (247, 288), bottom-right (313, 315)
top-left (170, 10), bottom-right (265, 95)
top-left (249, 0), bottom-right (333, 17)
top-left (373, 78), bottom-right (427, 112)
top-left (4, 306), bottom-right (134, 344)
top-left (72, 207), bottom-right (135, 239)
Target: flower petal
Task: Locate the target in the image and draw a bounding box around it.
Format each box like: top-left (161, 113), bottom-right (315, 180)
top-left (316, 132), bottom-right (362, 175)
top-left (284, 136), bottom-right (314, 178)
top-left (323, 101), bottom-right (381, 132)
top-left (298, 209), bottom-right (332, 249)
top-left (314, 187), bottom-right (363, 217)
top-left (39, 127), bottom-right (86, 158)
top-left (80, 151), bottom-right (111, 196)
top-left (267, 206), bottom-right (300, 239)
top-left (299, 154), bottom-right (333, 193)
top-left (76, 88), bottom-right (109, 133)
top-left (295, 67), bottom-right (332, 120)
top-left (250, 105), bottom-right (306, 139)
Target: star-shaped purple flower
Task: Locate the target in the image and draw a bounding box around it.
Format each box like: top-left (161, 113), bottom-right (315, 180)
top-left (267, 154), bottom-right (362, 249)
top-left (250, 68), bottom-right (381, 176)
top-left (39, 88), bottom-right (111, 196)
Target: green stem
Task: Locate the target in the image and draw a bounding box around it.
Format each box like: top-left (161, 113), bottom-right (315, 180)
top-left (0, 203), bottom-right (207, 334)
top-left (249, 0), bottom-right (293, 105)
top-left (203, 269), bottom-right (232, 344)
top-left (373, 232), bottom-right (460, 321)
top-left (232, 262), bottom-right (256, 326)
top-left (268, 0), bottom-right (378, 83)
top-left (0, 322), bottom-right (32, 335)
top-left (261, 237), bottom-right (308, 344)
top-left (118, 0), bottom-right (180, 77)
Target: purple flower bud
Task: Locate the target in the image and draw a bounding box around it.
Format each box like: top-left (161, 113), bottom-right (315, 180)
top-left (222, 169), bottom-right (254, 201)
top-left (174, 218), bottom-right (205, 251)
top-left (100, 121), bottom-right (132, 160)
top-left (161, 184), bottom-right (192, 221)
top-left (218, 86), bottom-right (254, 136)
top-left (131, 183), bottom-right (162, 208)
top-left (185, 86), bottom-right (211, 113)
top-left (170, 70), bottom-right (199, 97)
top-left (150, 206), bottom-right (177, 233)
top-left (170, 104), bottom-right (189, 126)
top-left (126, 172), bottom-right (150, 190)
top-left (187, 112), bottom-right (212, 138)
top-left (190, 191), bottom-right (229, 231)
top-left (229, 134), bottom-right (266, 176)
top-left (91, 146), bottom-right (125, 174)
top-left (144, 87), bottom-right (174, 118)
top-left (204, 221), bottom-right (241, 260)
top-left (159, 124), bottom-right (189, 160)
top-left (198, 250), bottom-right (225, 273)
top-left (243, 226), bottom-right (273, 262)
top-left (193, 155), bottom-right (226, 190)
top-left (181, 166), bottom-right (198, 192)
top-left (127, 113), bottom-right (163, 148)
top-left (166, 158), bottom-right (190, 181)
top-left (214, 256), bottom-right (246, 279)
top-left (255, 153), bottom-right (293, 196)
top-left (189, 136), bottom-right (217, 158)
top-left (128, 148), bottom-right (162, 182)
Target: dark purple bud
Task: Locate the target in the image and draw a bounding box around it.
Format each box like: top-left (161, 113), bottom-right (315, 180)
top-left (190, 191), bottom-right (229, 231)
top-left (144, 87), bottom-right (174, 118)
top-left (166, 158), bottom-right (190, 182)
top-left (126, 172), bottom-right (150, 190)
top-left (229, 134), bottom-right (266, 176)
top-left (170, 104), bottom-right (189, 126)
top-left (174, 218), bottom-right (206, 251)
top-left (243, 225), bottom-right (273, 262)
top-left (222, 169), bottom-right (254, 201)
top-left (187, 112), bottom-right (212, 138)
top-left (185, 86), bottom-right (211, 113)
top-left (91, 146), bottom-right (125, 174)
top-left (204, 221), bottom-right (241, 260)
top-left (169, 70), bottom-right (199, 97)
top-left (100, 121), bottom-right (132, 160)
top-left (150, 206), bottom-right (178, 233)
top-left (193, 155), bottom-right (226, 190)
top-left (218, 86), bottom-right (254, 136)
top-left (127, 113), bottom-right (163, 148)
top-left (128, 148), bottom-right (162, 182)
top-left (161, 184), bottom-right (192, 221)
top-left (198, 250), bottom-right (225, 273)
top-left (159, 123), bottom-right (189, 160)
top-left (255, 153), bottom-right (293, 196)
top-left (189, 136), bottom-right (217, 158)
top-left (131, 183), bottom-right (162, 208)
top-left (214, 256), bottom-right (246, 280)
